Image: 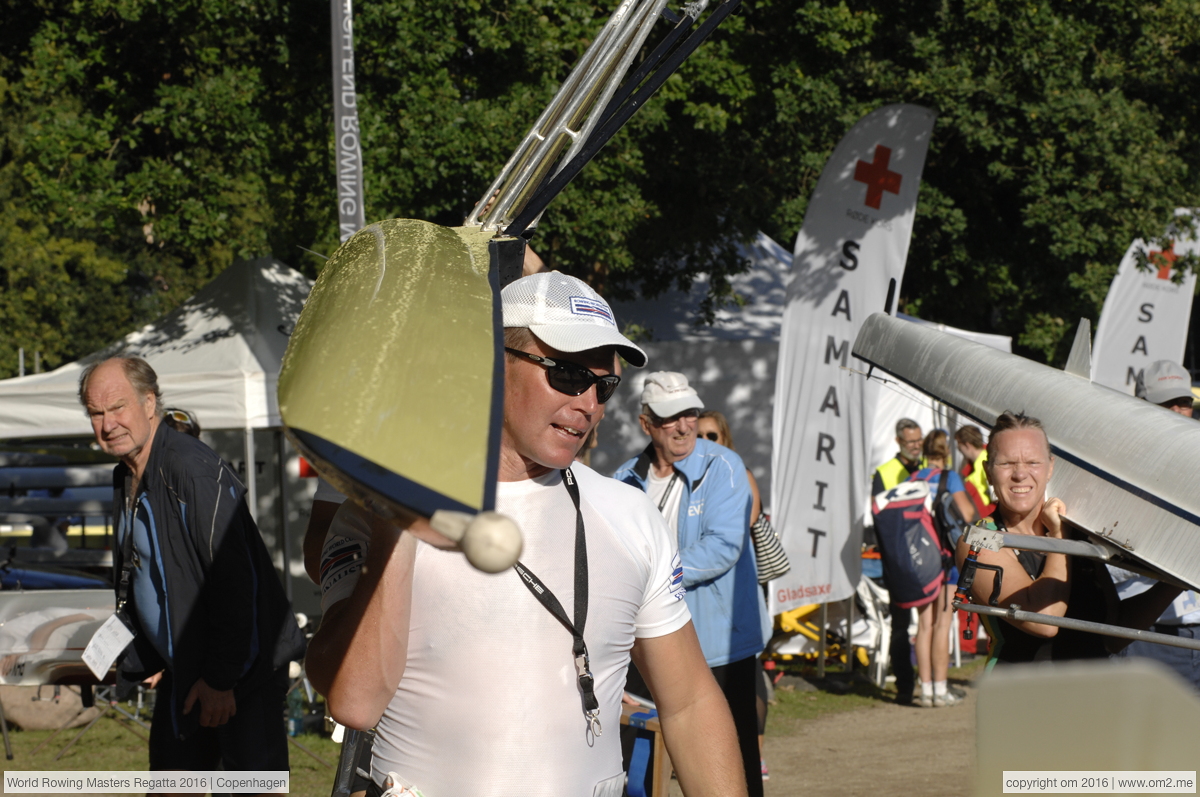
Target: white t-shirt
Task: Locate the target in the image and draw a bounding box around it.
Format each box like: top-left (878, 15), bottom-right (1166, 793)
top-left (320, 464), bottom-right (689, 796)
top-left (646, 469), bottom-right (683, 535)
top-left (1108, 567), bottom-right (1200, 625)
top-left (313, 476), bottom-right (347, 504)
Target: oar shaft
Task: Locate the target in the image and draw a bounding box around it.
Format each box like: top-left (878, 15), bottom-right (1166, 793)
top-left (954, 601), bottom-right (1200, 652)
top-left (506, 0), bottom-right (743, 239)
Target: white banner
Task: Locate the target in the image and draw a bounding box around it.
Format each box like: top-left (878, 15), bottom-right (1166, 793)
top-left (1091, 210), bottom-right (1197, 393)
top-left (331, 0), bottom-right (367, 240)
top-left (771, 104), bottom-right (935, 613)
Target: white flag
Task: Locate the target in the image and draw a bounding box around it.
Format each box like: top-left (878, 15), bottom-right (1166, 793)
top-left (331, 0), bottom-right (367, 240)
top-left (771, 104), bottom-right (935, 613)
top-left (1091, 209), bottom-right (1197, 393)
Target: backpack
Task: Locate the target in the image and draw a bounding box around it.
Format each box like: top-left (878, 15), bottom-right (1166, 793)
top-left (913, 467), bottom-right (970, 557)
top-left (870, 480), bottom-right (945, 609)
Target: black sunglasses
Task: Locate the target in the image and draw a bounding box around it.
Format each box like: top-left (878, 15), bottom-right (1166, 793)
top-left (702, 431), bottom-right (720, 441)
top-left (504, 348), bottom-right (621, 403)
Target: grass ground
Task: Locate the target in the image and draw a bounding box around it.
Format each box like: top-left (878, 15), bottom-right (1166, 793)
top-left (0, 658), bottom-right (989, 796)
top-left (766, 656), bottom-right (987, 734)
top-left (0, 719), bottom-right (342, 796)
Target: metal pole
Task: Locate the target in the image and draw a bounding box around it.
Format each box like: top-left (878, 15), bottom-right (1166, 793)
top-left (33, 351), bottom-right (40, 374)
top-left (846, 595), bottom-right (855, 671)
top-left (277, 430), bottom-right (293, 601)
top-left (17, 349), bottom-right (23, 378)
top-left (817, 602), bottom-right (828, 679)
top-left (244, 427), bottom-right (258, 523)
top-left (955, 601), bottom-right (1200, 652)
top-left (951, 606), bottom-right (961, 668)
top-left (505, 0), bottom-right (744, 239)
top-left (332, 729), bottom-right (365, 797)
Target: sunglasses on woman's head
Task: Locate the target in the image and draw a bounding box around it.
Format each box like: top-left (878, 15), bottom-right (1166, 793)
top-left (504, 348), bottom-right (621, 403)
top-left (165, 409), bottom-right (196, 427)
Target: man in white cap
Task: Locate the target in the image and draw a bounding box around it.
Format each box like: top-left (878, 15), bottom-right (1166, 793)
top-left (307, 273), bottom-right (745, 797)
top-left (613, 373), bottom-right (770, 797)
top-left (1136, 359), bottom-right (1196, 417)
top-left (1110, 360), bottom-right (1200, 689)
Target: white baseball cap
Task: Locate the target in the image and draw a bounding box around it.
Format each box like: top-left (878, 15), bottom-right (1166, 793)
top-left (641, 372), bottom-right (704, 417)
top-left (501, 271), bottom-right (647, 367)
top-left (1136, 360), bottom-right (1194, 405)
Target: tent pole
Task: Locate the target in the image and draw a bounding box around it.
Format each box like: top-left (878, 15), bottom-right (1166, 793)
top-left (846, 594), bottom-right (855, 672)
top-left (277, 430), bottom-right (293, 602)
top-left (244, 427), bottom-right (257, 523)
top-left (817, 602), bottom-right (827, 679)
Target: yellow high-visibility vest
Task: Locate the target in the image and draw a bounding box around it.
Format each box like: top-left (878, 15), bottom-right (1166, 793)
top-left (966, 450), bottom-right (991, 505)
top-left (874, 457), bottom-right (920, 493)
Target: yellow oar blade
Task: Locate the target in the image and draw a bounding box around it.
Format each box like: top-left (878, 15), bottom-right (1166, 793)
top-left (279, 219), bottom-right (501, 517)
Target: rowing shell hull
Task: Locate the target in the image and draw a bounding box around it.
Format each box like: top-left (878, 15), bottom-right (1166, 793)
top-left (853, 312), bottom-right (1200, 590)
top-left (278, 219), bottom-right (503, 518)
top-left (0, 590), bottom-right (113, 686)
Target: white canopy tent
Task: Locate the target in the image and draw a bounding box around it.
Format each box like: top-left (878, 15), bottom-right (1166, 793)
top-left (0, 257), bottom-right (309, 439)
top-left (598, 233), bottom-right (1012, 500)
top-left (0, 257), bottom-right (320, 612)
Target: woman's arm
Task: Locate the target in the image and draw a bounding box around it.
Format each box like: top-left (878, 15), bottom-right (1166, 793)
top-left (951, 490), bottom-right (978, 524)
top-left (955, 499), bottom-right (1070, 637)
top-left (746, 469), bottom-right (762, 527)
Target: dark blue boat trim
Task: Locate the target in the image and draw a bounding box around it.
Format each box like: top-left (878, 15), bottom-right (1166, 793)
top-left (289, 428), bottom-right (479, 517)
top-left (483, 245), bottom-right (505, 512)
top-left (1049, 446), bottom-right (1200, 527)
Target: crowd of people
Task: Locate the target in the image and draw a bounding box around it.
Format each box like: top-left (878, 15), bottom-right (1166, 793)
top-left (72, 266), bottom-right (1200, 794)
top-left (869, 356), bottom-right (1199, 706)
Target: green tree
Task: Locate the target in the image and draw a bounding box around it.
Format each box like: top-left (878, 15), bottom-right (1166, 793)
top-left (4, 0), bottom-right (1200, 375)
top-left (0, 0), bottom-right (332, 375)
top-left (741, 0), bottom-right (1200, 362)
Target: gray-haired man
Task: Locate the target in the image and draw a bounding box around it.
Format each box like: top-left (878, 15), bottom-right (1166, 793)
top-left (80, 357), bottom-right (304, 770)
top-left (614, 372), bottom-right (770, 797)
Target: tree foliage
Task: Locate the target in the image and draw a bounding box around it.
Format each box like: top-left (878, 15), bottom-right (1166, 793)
top-left (2, 0), bottom-right (1199, 375)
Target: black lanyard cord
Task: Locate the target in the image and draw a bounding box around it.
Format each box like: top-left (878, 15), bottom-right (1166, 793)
top-left (513, 468), bottom-right (601, 736)
top-left (655, 470), bottom-right (679, 513)
top-left (115, 476), bottom-right (139, 618)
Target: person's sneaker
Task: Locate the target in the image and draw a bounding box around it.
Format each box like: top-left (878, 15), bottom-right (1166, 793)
top-left (917, 693), bottom-right (934, 708)
top-left (933, 689), bottom-right (963, 707)
top-left (761, 759), bottom-right (769, 781)
top-left (894, 689), bottom-right (914, 706)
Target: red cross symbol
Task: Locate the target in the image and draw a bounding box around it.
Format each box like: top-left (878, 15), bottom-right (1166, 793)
top-left (853, 145), bottom-right (902, 209)
top-left (1150, 241), bottom-right (1176, 280)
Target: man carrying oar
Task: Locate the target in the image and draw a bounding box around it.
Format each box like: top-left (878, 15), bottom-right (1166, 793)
top-left (307, 272), bottom-right (746, 797)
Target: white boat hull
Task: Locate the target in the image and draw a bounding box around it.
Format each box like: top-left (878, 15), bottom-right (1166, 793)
top-left (853, 312), bottom-right (1200, 590)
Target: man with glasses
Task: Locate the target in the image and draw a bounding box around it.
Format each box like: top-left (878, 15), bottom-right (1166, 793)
top-left (871, 417), bottom-right (924, 706)
top-left (308, 272), bottom-right (745, 797)
top-left (614, 373), bottom-right (770, 797)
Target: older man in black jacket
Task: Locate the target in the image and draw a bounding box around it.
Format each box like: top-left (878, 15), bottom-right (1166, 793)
top-left (80, 356), bottom-right (304, 769)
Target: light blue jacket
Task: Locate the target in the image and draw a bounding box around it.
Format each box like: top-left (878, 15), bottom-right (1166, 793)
top-left (614, 439), bottom-right (770, 667)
